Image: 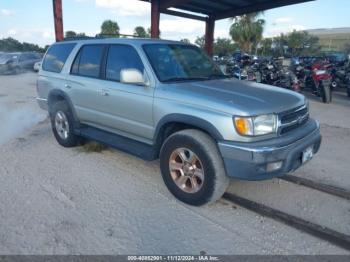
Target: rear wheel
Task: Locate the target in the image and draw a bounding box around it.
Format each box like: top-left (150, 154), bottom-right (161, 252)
top-left (160, 129), bottom-right (229, 206)
top-left (347, 87), bottom-right (350, 98)
top-left (50, 101), bottom-right (80, 147)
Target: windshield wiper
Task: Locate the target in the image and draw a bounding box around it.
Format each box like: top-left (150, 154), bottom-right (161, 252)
top-left (162, 77), bottom-right (209, 82)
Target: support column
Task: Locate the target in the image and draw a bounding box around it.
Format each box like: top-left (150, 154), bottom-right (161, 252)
top-left (204, 17), bottom-right (215, 56)
top-left (53, 0), bottom-right (64, 42)
top-left (151, 0), bottom-right (160, 38)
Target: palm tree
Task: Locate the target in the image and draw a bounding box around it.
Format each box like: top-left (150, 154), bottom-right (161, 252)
top-left (229, 12), bottom-right (265, 53)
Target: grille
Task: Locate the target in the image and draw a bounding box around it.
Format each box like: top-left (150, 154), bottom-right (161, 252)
top-left (279, 105), bottom-right (309, 135)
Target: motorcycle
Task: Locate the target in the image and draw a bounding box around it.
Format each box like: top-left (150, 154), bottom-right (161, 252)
top-left (305, 61), bottom-right (332, 103)
top-left (261, 59), bottom-right (300, 92)
top-left (330, 63), bottom-right (350, 93)
top-left (275, 68), bottom-right (301, 92)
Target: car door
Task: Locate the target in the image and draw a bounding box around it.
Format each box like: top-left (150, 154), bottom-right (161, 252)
top-left (18, 54), bottom-right (29, 69)
top-left (19, 53), bottom-right (34, 70)
top-left (65, 44), bottom-right (107, 125)
top-left (92, 44), bottom-right (154, 141)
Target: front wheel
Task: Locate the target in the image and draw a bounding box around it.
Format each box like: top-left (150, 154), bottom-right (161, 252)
top-left (331, 80), bottom-right (338, 90)
top-left (320, 81), bottom-right (332, 104)
top-left (160, 129), bottom-right (229, 206)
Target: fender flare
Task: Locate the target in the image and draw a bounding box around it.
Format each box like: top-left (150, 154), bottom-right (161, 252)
top-left (48, 89), bottom-right (79, 123)
top-left (154, 114), bottom-right (224, 143)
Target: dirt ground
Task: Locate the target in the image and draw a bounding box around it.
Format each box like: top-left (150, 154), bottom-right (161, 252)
top-left (0, 73), bottom-right (349, 255)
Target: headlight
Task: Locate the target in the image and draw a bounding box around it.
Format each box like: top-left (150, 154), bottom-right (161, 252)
top-left (234, 114), bottom-right (277, 136)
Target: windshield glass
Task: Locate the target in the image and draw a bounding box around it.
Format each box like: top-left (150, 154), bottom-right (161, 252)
top-left (143, 44), bottom-right (226, 82)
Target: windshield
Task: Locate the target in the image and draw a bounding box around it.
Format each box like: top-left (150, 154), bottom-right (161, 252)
top-left (143, 44), bottom-right (227, 82)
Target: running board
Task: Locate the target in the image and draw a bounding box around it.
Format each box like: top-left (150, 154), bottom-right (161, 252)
top-left (77, 126), bottom-right (158, 161)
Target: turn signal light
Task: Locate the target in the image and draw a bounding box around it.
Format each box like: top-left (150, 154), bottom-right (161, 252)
top-left (234, 117), bottom-right (253, 136)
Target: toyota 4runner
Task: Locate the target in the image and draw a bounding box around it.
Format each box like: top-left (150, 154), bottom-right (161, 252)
top-left (36, 38), bottom-right (322, 206)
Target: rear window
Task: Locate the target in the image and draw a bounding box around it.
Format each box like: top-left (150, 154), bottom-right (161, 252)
top-left (42, 43), bottom-right (76, 73)
top-left (71, 45), bottom-right (105, 78)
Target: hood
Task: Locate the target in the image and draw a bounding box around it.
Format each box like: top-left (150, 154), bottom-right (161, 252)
top-left (159, 78), bottom-right (305, 116)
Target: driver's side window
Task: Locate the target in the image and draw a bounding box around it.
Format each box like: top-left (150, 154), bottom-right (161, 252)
top-left (106, 45), bottom-right (144, 82)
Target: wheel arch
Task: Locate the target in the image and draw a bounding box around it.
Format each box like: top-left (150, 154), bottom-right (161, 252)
top-left (47, 89), bottom-right (79, 122)
top-left (153, 114), bottom-right (224, 156)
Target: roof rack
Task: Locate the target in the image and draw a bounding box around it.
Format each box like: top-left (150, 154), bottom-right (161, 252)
top-left (63, 33), bottom-right (151, 41)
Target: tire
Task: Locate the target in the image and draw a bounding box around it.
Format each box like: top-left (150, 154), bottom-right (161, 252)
top-left (160, 129), bottom-right (229, 206)
top-left (13, 66), bottom-right (21, 75)
top-left (50, 101), bottom-right (80, 147)
top-left (320, 82), bottom-right (332, 104)
top-left (347, 87), bottom-right (350, 98)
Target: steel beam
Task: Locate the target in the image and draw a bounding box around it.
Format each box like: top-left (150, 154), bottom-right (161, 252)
top-left (204, 17), bottom-right (215, 56)
top-left (213, 0), bottom-right (314, 20)
top-left (151, 0), bottom-right (160, 38)
top-left (161, 9), bottom-right (207, 21)
top-left (159, 0), bottom-right (192, 10)
top-left (53, 0), bottom-right (64, 42)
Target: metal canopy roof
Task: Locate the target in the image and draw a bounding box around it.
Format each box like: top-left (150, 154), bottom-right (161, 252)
top-left (140, 0), bottom-right (314, 20)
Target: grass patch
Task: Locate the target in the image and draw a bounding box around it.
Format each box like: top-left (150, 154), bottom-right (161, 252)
top-left (79, 141), bottom-right (107, 153)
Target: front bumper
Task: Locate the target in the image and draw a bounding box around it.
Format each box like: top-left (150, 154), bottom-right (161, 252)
top-left (218, 119), bottom-right (322, 181)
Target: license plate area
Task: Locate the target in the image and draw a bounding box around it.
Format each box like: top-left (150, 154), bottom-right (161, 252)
top-left (302, 146), bottom-right (314, 164)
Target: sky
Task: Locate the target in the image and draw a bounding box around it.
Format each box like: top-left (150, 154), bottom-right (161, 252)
top-left (0, 0), bottom-right (350, 47)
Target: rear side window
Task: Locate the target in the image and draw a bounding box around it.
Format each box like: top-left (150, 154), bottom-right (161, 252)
top-left (42, 43), bottom-right (76, 73)
top-left (106, 45), bottom-right (144, 82)
top-left (71, 45), bottom-right (104, 78)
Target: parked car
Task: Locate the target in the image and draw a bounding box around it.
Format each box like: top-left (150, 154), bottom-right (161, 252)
top-left (0, 52), bottom-right (42, 74)
top-left (36, 38), bottom-right (322, 206)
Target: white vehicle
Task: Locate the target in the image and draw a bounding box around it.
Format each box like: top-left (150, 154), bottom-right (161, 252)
top-left (34, 61), bottom-right (42, 72)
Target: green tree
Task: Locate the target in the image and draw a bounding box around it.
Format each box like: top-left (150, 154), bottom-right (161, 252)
top-left (180, 38), bottom-right (191, 44)
top-left (271, 33), bottom-right (288, 57)
top-left (286, 30), bottom-right (320, 56)
top-left (229, 12), bottom-right (265, 53)
top-left (134, 26), bottom-right (150, 38)
top-left (258, 38), bottom-right (272, 56)
top-left (195, 36), bottom-right (205, 49)
top-left (65, 31), bottom-right (77, 38)
top-left (65, 31), bottom-right (86, 39)
top-left (101, 20), bottom-right (120, 36)
top-left (214, 38), bottom-right (237, 56)
top-left (0, 37), bottom-right (45, 52)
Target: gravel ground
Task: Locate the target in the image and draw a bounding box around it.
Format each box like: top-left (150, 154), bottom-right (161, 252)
top-left (0, 73), bottom-right (349, 255)
top-left (297, 92), bottom-right (350, 189)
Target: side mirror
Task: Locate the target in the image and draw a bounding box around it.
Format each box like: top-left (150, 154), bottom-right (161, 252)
top-left (120, 69), bottom-right (148, 86)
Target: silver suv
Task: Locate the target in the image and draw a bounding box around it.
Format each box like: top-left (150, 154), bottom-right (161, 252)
top-left (37, 38), bottom-right (322, 206)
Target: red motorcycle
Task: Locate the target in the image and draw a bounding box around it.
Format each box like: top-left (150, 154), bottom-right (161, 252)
top-left (304, 61), bottom-right (332, 103)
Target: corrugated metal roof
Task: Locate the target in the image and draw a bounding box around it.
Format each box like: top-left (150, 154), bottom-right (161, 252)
top-left (140, 0), bottom-right (314, 20)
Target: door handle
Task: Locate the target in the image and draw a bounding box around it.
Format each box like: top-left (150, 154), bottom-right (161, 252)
top-left (64, 84), bottom-right (72, 89)
top-left (100, 89), bottom-right (110, 96)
